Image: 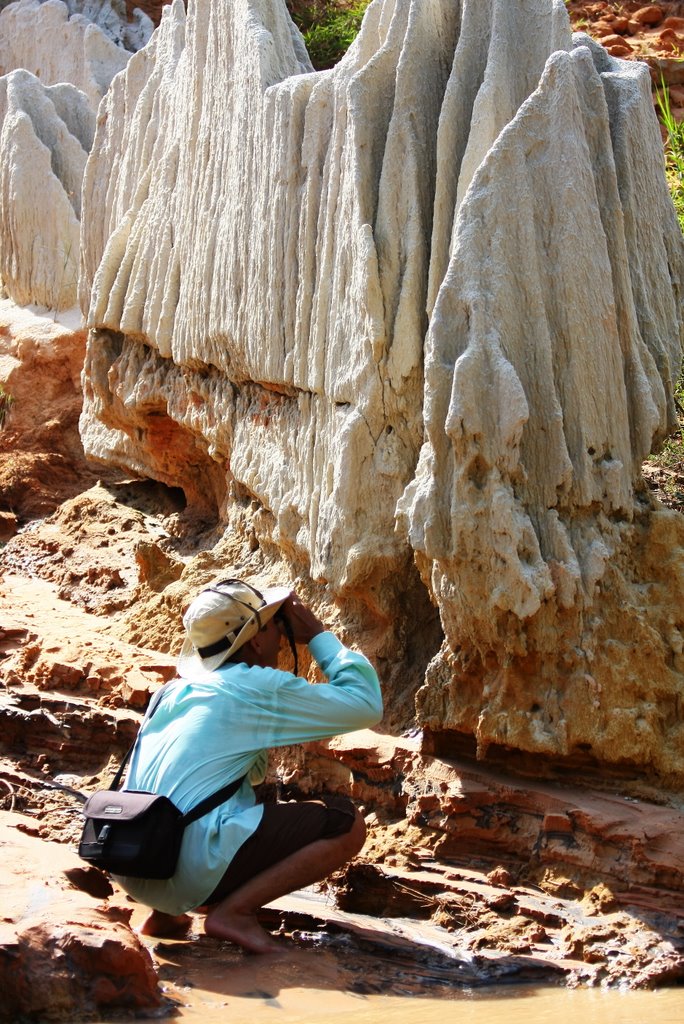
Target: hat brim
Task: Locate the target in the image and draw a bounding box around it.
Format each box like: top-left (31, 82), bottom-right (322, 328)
top-left (177, 586), bottom-right (291, 679)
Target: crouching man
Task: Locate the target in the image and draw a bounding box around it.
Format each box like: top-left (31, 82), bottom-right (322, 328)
top-left (114, 578), bottom-right (383, 953)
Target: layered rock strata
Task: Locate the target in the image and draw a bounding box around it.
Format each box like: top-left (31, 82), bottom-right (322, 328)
top-left (79, 0), bottom-right (684, 779)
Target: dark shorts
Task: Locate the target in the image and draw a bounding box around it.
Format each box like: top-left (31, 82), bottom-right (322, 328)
top-left (205, 795), bottom-right (357, 904)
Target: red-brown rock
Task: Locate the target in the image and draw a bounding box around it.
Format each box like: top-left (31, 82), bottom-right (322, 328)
top-left (633, 4), bottom-right (665, 25)
top-left (0, 813), bottom-right (161, 1022)
top-left (0, 510), bottom-right (16, 540)
top-left (0, 306), bottom-right (115, 523)
top-left (606, 42), bottom-right (636, 55)
top-left (657, 26), bottom-right (684, 46)
top-left (592, 19), bottom-right (619, 35)
top-left (602, 33), bottom-right (634, 47)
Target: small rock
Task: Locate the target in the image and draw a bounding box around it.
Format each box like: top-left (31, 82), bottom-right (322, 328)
top-left (582, 884), bottom-right (618, 914)
top-left (117, 670), bottom-right (158, 708)
top-left (606, 43), bottom-right (635, 57)
top-left (602, 34), bottom-right (633, 49)
top-left (487, 866), bottom-right (514, 887)
top-left (632, 5), bottom-right (664, 27)
top-left (592, 20), bottom-right (619, 37)
top-left (656, 36), bottom-right (682, 53)
top-left (657, 28), bottom-right (684, 49)
top-left (135, 540), bottom-right (183, 592)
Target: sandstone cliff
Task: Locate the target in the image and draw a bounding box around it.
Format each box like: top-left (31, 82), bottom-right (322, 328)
top-left (77, 0), bottom-right (684, 784)
top-left (0, 70), bottom-right (93, 309)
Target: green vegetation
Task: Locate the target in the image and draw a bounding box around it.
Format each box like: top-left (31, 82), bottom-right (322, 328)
top-left (652, 82), bottom-right (684, 511)
top-left (0, 383), bottom-right (13, 428)
top-left (286, 0), bottom-right (371, 70)
top-left (657, 78), bottom-right (684, 233)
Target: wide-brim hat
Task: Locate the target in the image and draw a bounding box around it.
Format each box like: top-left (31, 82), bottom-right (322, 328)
top-left (177, 578), bottom-right (291, 679)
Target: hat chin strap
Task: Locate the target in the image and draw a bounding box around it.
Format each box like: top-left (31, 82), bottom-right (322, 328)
top-left (197, 634), bottom-right (234, 659)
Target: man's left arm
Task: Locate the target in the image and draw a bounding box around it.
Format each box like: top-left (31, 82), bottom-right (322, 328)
top-left (264, 631), bottom-right (383, 745)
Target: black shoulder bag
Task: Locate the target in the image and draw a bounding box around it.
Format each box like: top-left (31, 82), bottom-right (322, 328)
top-left (78, 686), bottom-right (245, 879)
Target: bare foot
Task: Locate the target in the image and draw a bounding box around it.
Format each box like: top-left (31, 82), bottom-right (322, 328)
top-left (138, 910), bottom-right (193, 938)
top-left (204, 906), bottom-right (281, 954)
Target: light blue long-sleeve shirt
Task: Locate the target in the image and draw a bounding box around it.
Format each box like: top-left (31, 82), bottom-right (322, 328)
top-left (114, 631), bottom-right (383, 915)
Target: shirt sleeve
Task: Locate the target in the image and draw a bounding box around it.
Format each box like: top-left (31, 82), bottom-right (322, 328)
top-left (235, 631), bottom-right (383, 748)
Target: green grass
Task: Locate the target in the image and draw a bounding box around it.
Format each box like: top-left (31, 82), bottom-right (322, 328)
top-left (656, 78), bottom-right (684, 234)
top-left (653, 81), bottom-right (684, 510)
top-left (287, 1), bottom-right (371, 70)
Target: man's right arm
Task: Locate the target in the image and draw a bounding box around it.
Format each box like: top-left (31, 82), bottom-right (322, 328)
top-left (280, 592), bottom-right (382, 722)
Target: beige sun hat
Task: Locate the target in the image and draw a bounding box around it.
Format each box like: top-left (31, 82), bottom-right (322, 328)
top-left (177, 578), bottom-right (291, 678)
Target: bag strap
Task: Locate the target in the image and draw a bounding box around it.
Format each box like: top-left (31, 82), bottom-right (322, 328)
top-left (180, 775), bottom-right (246, 826)
top-left (108, 684), bottom-right (175, 792)
top-left (109, 682), bottom-right (248, 820)
top-left (108, 747), bottom-right (134, 792)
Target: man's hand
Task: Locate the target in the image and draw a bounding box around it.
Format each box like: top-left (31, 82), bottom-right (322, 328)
top-left (279, 593), bottom-right (325, 644)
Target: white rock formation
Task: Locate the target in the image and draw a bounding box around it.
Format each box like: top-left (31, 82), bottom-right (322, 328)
top-left (54, 0), bottom-right (154, 52)
top-left (82, 0), bottom-right (574, 591)
top-left (401, 36), bottom-right (682, 636)
top-left (79, 0), bottom-right (684, 774)
top-left (0, 0), bottom-right (132, 108)
top-left (0, 0), bottom-right (147, 310)
top-left (397, 33), bottom-right (684, 765)
top-left (0, 68), bottom-right (94, 309)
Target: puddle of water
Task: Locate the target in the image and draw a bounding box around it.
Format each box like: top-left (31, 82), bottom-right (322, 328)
top-left (142, 934), bottom-right (684, 1024)
top-left (119, 892), bottom-right (683, 1024)
top-left (154, 969), bottom-right (684, 1024)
